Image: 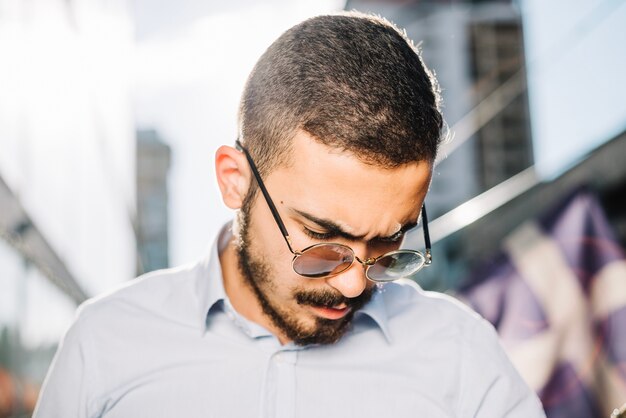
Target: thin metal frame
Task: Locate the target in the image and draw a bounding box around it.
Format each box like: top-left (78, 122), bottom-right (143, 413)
top-left (235, 139), bottom-right (432, 281)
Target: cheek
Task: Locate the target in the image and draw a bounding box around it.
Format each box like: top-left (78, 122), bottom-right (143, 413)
top-left (248, 198), bottom-right (293, 259)
top-left (246, 204), bottom-right (306, 292)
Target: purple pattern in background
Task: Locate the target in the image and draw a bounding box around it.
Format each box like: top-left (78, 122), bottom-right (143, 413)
top-left (597, 306), bottom-right (626, 383)
top-left (461, 253), bottom-right (549, 342)
top-left (539, 189), bottom-right (625, 294)
top-left (460, 188), bottom-right (626, 417)
top-left (540, 362), bottom-right (601, 418)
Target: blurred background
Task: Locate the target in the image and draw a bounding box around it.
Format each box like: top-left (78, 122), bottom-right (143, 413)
top-left (1, 0), bottom-right (625, 416)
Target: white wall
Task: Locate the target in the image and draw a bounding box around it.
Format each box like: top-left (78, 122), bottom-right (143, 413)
top-left (0, 0), bottom-right (136, 301)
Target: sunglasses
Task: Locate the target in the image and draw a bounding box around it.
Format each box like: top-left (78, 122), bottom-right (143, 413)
top-left (236, 139), bottom-right (432, 282)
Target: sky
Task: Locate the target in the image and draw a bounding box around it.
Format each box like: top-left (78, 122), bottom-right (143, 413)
top-left (130, 0), bottom-right (626, 266)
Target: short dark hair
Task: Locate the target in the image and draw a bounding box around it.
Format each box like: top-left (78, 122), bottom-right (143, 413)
top-left (238, 11), bottom-right (443, 176)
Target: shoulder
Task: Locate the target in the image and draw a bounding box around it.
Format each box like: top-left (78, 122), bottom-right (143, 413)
top-left (381, 280), bottom-right (544, 416)
top-left (381, 279), bottom-right (483, 330)
top-left (380, 281), bottom-right (544, 416)
top-left (379, 279), bottom-right (502, 358)
top-left (75, 261), bottom-right (203, 330)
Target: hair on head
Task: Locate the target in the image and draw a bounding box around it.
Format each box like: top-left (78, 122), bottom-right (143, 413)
top-left (238, 11), bottom-right (443, 176)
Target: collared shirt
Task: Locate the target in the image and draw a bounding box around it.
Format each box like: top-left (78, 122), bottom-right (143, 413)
top-left (34, 225), bottom-right (545, 418)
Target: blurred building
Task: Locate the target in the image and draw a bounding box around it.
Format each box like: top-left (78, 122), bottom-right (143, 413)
top-left (0, 0), bottom-right (136, 415)
top-left (136, 129), bottom-right (171, 274)
top-left (430, 128), bottom-right (626, 290)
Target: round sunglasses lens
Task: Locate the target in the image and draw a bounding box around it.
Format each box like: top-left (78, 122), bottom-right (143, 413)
top-left (366, 251), bottom-right (425, 282)
top-left (293, 245), bottom-right (354, 278)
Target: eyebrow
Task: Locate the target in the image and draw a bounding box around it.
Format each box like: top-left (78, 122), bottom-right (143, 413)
top-left (292, 209), bottom-right (418, 242)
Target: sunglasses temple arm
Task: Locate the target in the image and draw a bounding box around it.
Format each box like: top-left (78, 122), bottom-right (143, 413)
top-left (235, 140), bottom-right (298, 254)
top-left (421, 204), bottom-right (432, 265)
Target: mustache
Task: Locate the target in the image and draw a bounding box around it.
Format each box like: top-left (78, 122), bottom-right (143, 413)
top-left (295, 288), bottom-right (372, 308)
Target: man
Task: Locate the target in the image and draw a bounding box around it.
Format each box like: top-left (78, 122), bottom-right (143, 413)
top-left (35, 12), bottom-right (545, 417)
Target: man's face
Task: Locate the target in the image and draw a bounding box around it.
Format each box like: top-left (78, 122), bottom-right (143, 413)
top-left (235, 131), bottom-right (432, 345)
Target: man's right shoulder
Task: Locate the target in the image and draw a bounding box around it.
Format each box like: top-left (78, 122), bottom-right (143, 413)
top-left (73, 261), bottom-right (203, 330)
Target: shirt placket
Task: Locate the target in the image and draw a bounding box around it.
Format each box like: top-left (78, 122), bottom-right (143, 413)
top-left (263, 349), bottom-right (298, 418)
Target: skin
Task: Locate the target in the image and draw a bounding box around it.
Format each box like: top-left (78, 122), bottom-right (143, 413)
top-left (215, 130), bottom-right (433, 345)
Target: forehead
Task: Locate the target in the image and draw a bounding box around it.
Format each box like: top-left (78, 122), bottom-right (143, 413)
top-left (265, 132), bottom-right (432, 237)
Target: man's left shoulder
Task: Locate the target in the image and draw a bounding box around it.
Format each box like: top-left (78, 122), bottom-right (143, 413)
top-left (381, 278), bottom-right (482, 326)
top-left (378, 279), bottom-right (498, 349)
top-left (378, 280), bottom-right (546, 416)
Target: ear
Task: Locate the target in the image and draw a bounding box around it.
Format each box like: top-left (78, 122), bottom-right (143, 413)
top-left (215, 145), bottom-right (251, 209)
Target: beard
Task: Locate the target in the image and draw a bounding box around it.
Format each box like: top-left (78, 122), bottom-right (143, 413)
top-left (235, 192), bottom-right (373, 346)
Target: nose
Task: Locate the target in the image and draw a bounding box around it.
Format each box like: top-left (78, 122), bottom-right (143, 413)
top-left (325, 260), bottom-right (368, 299)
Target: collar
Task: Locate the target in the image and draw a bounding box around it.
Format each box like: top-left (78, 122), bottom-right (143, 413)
top-left (194, 223), bottom-right (231, 333)
top-left (195, 222), bottom-right (392, 343)
top-left (355, 285), bottom-right (393, 343)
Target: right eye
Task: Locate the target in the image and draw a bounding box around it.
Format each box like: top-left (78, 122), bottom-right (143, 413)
top-left (302, 227), bottom-right (336, 241)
